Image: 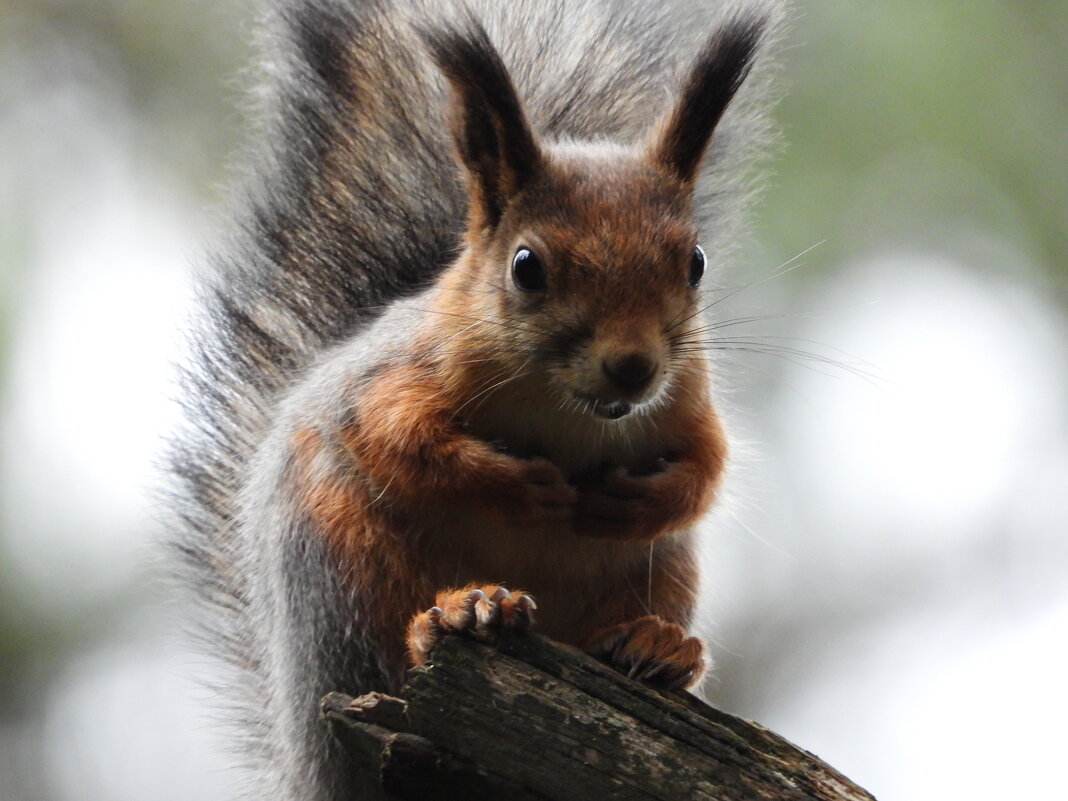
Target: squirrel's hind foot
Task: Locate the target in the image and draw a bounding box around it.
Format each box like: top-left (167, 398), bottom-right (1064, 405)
top-left (585, 615), bottom-right (706, 691)
top-left (407, 585), bottom-right (536, 667)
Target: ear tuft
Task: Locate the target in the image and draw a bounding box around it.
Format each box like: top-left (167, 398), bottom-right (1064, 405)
top-left (652, 14), bottom-right (769, 184)
top-left (420, 19), bottom-right (542, 229)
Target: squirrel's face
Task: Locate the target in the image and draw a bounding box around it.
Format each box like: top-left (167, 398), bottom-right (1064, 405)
top-left (427, 12), bottom-right (766, 419)
top-left (465, 148), bottom-right (711, 420)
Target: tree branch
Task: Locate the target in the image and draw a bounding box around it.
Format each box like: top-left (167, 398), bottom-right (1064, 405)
top-left (322, 632), bottom-right (875, 800)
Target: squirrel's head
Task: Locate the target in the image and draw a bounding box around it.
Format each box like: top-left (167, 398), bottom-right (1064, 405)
top-left (423, 15), bottom-right (766, 420)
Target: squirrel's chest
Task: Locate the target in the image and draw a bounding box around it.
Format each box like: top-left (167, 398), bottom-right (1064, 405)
top-left (465, 393), bottom-right (668, 480)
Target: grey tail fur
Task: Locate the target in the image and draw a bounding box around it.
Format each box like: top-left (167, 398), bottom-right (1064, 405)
top-left (167, 0), bottom-right (786, 792)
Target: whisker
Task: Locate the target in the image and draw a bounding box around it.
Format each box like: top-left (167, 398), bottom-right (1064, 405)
top-left (400, 304), bottom-right (551, 339)
top-left (665, 240), bottom-right (827, 334)
top-left (685, 341), bottom-right (880, 383)
top-left (451, 362), bottom-right (534, 419)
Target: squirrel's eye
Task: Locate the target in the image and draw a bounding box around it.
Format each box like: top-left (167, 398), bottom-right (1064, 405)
top-left (512, 247), bottom-right (547, 292)
top-left (688, 245), bottom-right (706, 288)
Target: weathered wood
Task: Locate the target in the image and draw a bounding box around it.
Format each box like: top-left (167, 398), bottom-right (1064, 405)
top-left (323, 632), bottom-right (875, 801)
top-left (322, 694), bottom-right (547, 799)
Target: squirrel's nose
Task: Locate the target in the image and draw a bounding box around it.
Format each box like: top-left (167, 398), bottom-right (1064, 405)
top-left (603, 352), bottom-right (658, 390)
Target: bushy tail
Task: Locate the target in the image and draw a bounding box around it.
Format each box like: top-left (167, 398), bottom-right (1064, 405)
top-left (168, 0), bottom-right (785, 779)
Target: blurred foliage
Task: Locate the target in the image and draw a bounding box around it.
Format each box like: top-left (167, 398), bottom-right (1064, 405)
top-left (765, 2), bottom-right (1068, 299)
top-left (6, 0), bottom-right (251, 192)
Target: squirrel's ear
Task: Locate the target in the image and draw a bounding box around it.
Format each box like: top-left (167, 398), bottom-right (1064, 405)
top-left (650, 15), bottom-right (768, 185)
top-left (421, 21), bottom-right (542, 230)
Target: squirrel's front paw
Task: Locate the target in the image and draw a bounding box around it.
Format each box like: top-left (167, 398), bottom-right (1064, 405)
top-left (574, 465), bottom-right (661, 540)
top-left (512, 456), bottom-right (576, 523)
top-left (406, 585), bottom-right (536, 667)
top-left (585, 615), bottom-right (705, 690)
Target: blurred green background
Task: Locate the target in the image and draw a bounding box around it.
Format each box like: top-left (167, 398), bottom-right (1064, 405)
top-left (2, 1), bottom-right (1066, 799)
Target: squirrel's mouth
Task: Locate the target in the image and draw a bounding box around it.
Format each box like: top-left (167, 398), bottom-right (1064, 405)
top-left (565, 387), bottom-right (638, 420)
top-left (593, 401), bottom-right (633, 420)
top-left (567, 385), bottom-right (662, 421)
top-left (557, 372), bottom-right (667, 422)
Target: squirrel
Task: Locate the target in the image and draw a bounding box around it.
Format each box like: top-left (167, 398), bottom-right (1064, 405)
top-left (170, 0), bottom-right (783, 798)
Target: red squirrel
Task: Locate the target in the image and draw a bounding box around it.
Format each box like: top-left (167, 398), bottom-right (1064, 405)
top-left (171, 2), bottom-right (780, 799)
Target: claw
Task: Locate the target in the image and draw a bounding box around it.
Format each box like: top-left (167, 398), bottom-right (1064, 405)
top-left (517, 594), bottom-right (537, 611)
top-left (638, 661), bottom-right (668, 682)
top-left (667, 670), bottom-right (695, 691)
top-left (490, 586), bottom-right (511, 603)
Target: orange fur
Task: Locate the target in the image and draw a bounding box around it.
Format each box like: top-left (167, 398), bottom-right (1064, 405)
top-left (290, 425), bottom-right (433, 681)
top-left (343, 358), bottom-right (574, 523)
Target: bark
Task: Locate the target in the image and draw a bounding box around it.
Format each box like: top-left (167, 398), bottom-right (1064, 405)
top-left (322, 632), bottom-right (876, 800)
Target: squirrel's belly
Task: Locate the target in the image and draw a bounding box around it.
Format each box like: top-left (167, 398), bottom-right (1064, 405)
top-left (420, 507), bottom-right (675, 648)
top-left (421, 503), bottom-right (653, 598)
